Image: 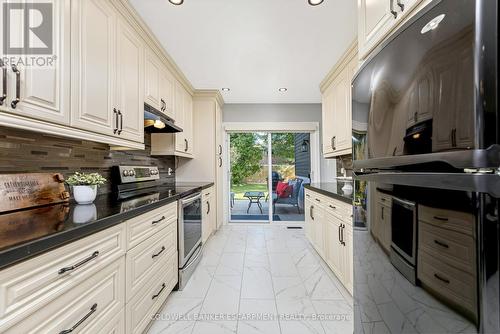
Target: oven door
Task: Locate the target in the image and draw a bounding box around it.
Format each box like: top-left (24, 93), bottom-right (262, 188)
top-left (391, 197), bottom-right (417, 265)
top-left (178, 193), bottom-right (202, 268)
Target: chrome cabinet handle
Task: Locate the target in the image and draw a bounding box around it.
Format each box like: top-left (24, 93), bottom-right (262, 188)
top-left (11, 65), bottom-right (20, 109)
top-left (218, 145), bottom-right (222, 155)
top-left (152, 283), bottom-right (166, 299)
top-left (58, 251), bottom-right (99, 275)
top-left (59, 303), bottom-right (97, 334)
top-left (381, 206), bottom-right (384, 220)
top-left (184, 139), bottom-right (188, 152)
top-left (161, 98), bottom-right (166, 111)
top-left (341, 224), bottom-right (345, 246)
top-left (397, 0), bottom-right (404, 11)
top-left (390, 0), bottom-right (398, 18)
top-left (434, 239), bottom-right (449, 249)
top-left (113, 108), bottom-right (118, 134)
top-left (329, 205), bottom-right (336, 210)
top-left (331, 136), bottom-right (336, 150)
top-left (207, 200), bottom-right (210, 214)
top-left (338, 224), bottom-right (342, 243)
top-left (433, 216), bottom-right (449, 222)
top-left (434, 273), bottom-right (450, 284)
top-left (152, 246), bottom-right (166, 258)
top-left (117, 110), bottom-right (123, 135)
top-left (218, 157), bottom-right (222, 167)
top-left (315, 198), bottom-right (321, 203)
top-left (152, 216), bottom-right (165, 225)
top-left (0, 60), bottom-right (6, 105)
top-left (310, 206), bottom-right (314, 220)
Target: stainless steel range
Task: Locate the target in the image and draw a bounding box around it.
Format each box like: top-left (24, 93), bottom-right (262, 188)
top-left (113, 165), bottom-right (203, 290)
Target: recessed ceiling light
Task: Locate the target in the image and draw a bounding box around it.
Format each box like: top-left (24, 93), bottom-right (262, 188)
top-left (278, 88), bottom-right (288, 92)
top-left (168, 0), bottom-right (184, 5)
top-left (308, 0), bottom-right (324, 6)
top-left (421, 14), bottom-right (445, 34)
top-left (221, 88), bottom-right (230, 92)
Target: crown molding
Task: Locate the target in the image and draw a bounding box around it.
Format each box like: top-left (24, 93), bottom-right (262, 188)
top-left (320, 40), bottom-right (358, 93)
top-left (193, 90), bottom-right (225, 107)
top-left (113, 0), bottom-right (195, 94)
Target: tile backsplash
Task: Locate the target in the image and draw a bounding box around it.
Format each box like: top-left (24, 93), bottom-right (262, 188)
top-left (0, 127), bottom-right (175, 194)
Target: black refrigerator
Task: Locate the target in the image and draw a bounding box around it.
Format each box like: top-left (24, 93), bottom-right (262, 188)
top-left (351, 0), bottom-right (498, 333)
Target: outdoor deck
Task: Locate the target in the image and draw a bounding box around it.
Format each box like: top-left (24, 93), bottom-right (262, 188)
top-left (230, 199), bottom-right (304, 222)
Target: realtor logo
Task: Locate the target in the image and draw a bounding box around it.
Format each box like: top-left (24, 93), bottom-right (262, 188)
top-left (3, 2), bottom-right (53, 55)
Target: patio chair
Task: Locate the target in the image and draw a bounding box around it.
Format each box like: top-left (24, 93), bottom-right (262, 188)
top-left (272, 178), bottom-right (304, 214)
top-left (265, 171), bottom-right (282, 202)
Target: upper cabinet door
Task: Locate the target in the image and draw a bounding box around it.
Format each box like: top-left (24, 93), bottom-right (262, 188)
top-left (116, 18), bottom-right (144, 143)
top-left (144, 49), bottom-right (162, 110)
top-left (159, 68), bottom-right (175, 119)
top-left (70, 0), bottom-right (116, 136)
top-left (174, 82), bottom-right (186, 153)
top-left (332, 68), bottom-right (351, 152)
top-left (358, 0), bottom-right (395, 59)
top-left (322, 88), bottom-right (334, 156)
top-left (0, 0), bottom-right (70, 125)
top-left (184, 92), bottom-right (193, 155)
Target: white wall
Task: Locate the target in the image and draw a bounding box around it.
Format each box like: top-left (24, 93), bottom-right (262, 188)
top-left (223, 104), bottom-right (337, 182)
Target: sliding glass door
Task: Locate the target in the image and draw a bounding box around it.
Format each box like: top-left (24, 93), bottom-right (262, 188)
top-left (229, 132), bottom-right (311, 223)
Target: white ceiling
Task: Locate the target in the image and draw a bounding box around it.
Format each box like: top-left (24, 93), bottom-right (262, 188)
top-left (130, 0), bottom-right (357, 104)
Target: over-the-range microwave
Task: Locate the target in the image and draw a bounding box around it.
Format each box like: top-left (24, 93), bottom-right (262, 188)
top-left (352, 0), bottom-right (498, 173)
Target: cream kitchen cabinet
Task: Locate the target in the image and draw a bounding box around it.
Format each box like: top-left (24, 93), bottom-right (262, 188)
top-left (320, 43), bottom-right (358, 158)
top-left (144, 49), bottom-right (175, 119)
top-left (202, 187), bottom-right (216, 243)
top-left (71, 0), bottom-right (144, 144)
top-left (151, 82), bottom-right (194, 158)
top-left (0, 0), bottom-right (70, 125)
top-left (358, 0), bottom-right (424, 59)
top-left (305, 188), bottom-right (353, 295)
top-left (116, 17), bottom-right (145, 143)
top-left (175, 91), bottom-right (224, 228)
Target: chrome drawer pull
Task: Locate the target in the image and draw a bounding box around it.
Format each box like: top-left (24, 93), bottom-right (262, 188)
top-left (0, 59), bottom-right (6, 105)
top-left (152, 216), bottom-right (165, 225)
top-left (315, 198), bottom-right (321, 203)
top-left (433, 216), bottom-right (449, 221)
top-left (152, 246), bottom-right (166, 258)
top-left (434, 273), bottom-right (450, 284)
top-left (11, 65), bottom-right (20, 109)
top-left (434, 239), bottom-right (449, 249)
top-left (152, 283), bottom-right (166, 299)
top-left (310, 206), bottom-right (314, 220)
top-left (58, 251), bottom-right (99, 275)
top-left (59, 303), bottom-right (97, 334)
top-left (329, 205), bottom-right (336, 209)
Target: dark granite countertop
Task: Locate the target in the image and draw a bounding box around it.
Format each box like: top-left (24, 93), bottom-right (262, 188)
top-left (0, 182), bottom-right (213, 270)
top-left (305, 182), bottom-right (353, 204)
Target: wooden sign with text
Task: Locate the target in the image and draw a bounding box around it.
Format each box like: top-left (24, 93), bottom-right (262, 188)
top-left (0, 173), bottom-right (70, 213)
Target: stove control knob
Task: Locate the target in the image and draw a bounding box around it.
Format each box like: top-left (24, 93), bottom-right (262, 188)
top-left (122, 170), bottom-right (129, 177)
top-left (129, 170), bottom-right (136, 176)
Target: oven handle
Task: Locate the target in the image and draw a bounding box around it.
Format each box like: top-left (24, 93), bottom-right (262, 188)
top-left (392, 197), bottom-right (416, 210)
top-left (182, 244), bottom-right (203, 271)
top-left (181, 193), bottom-right (202, 205)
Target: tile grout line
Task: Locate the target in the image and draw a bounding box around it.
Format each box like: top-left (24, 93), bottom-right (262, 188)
top-left (235, 226), bottom-right (248, 333)
top-left (264, 227), bottom-right (284, 334)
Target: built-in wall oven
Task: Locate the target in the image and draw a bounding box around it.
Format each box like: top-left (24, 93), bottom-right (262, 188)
top-left (390, 197), bottom-right (417, 284)
top-left (178, 192), bottom-right (203, 290)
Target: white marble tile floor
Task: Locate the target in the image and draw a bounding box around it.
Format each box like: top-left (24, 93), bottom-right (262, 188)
top-left (148, 224), bottom-right (353, 334)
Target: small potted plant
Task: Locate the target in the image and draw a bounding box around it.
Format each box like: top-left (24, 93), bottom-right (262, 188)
top-left (66, 172), bottom-right (107, 204)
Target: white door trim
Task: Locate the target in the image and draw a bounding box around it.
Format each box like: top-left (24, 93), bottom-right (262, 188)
top-left (222, 122), bottom-right (321, 225)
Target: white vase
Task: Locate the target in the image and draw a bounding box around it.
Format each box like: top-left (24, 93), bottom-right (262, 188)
top-left (73, 185), bottom-right (97, 204)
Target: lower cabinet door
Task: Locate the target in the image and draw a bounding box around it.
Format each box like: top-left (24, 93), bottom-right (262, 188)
top-left (325, 214), bottom-right (343, 280)
top-left (313, 205), bottom-right (326, 257)
top-left (343, 225), bottom-right (353, 295)
top-left (126, 252), bottom-right (178, 334)
top-left (305, 197), bottom-right (314, 242)
top-left (3, 257), bottom-right (125, 334)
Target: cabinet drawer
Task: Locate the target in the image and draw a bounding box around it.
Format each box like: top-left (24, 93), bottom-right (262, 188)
top-left (126, 221), bottom-right (177, 301)
top-left (0, 224), bottom-right (126, 329)
top-left (126, 252), bottom-right (178, 334)
top-left (418, 250), bottom-right (476, 317)
top-left (3, 257), bottom-right (125, 333)
top-left (324, 197), bottom-right (352, 223)
top-left (126, 202), bottom-right (177, 249)
top-left (419, 222), bottom-right (476, 275)
top-left (419, 205), bottom-right (475, 237)
top-left (377, 192), bottom-right (392, 207)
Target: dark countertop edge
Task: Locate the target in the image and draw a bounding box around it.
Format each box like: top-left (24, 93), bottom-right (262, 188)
top-left (304, 184), bottom-right (353, 205)
top-left (0, 182), bottom-right (214, 271)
